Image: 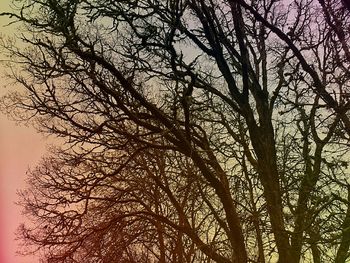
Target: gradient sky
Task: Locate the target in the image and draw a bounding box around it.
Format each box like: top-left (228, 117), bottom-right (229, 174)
top-left (0, 1), bottom-right (46, 262)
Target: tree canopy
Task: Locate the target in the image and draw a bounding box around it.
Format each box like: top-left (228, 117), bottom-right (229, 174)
top-left (1, 0), bottom-right (350, 262)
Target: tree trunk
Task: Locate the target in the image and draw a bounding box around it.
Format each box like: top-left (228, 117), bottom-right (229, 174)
top-left (245, 109), bottom-right (293, 263)
top-left (335, 187), bottom-right (350, 263)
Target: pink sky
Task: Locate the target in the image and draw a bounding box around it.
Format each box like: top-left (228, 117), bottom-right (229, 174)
top-left (0, 115), bottom-right (44, 263)
top-left (0, 1), bottom-right (45, 262)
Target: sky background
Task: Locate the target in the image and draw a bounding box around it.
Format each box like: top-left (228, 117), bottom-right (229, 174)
top-left (0, 1), bottom-right (45, 262)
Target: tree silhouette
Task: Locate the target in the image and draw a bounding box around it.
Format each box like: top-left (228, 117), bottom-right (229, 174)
top-left (1, 0), bottom-right (350, 262)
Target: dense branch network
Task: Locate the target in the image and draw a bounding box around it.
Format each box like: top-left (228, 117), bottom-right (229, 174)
top-left (1, 0), bottom-right (350, 262)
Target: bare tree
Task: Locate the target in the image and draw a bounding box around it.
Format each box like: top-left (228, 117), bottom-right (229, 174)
top-left (1, 0), bottom-right (350, 262)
